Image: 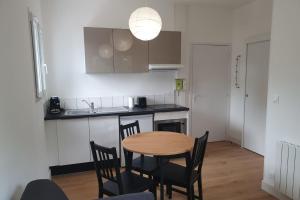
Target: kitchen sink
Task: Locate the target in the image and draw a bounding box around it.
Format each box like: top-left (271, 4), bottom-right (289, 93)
top-left (64, 107), bottom-right (128, 116)
top-left (97, 107), bottom-right (128, 113)
top-left (64, 110), bottom-right (92, 116)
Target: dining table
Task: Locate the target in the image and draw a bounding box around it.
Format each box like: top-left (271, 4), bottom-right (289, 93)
top-left (122, 131), bottom-right (195, 200)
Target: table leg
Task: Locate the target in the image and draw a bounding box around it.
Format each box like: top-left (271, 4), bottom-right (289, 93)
top-left (125, 151), bottom-right (133, 172)
top-left (159, 157), bottom-right (164, 200)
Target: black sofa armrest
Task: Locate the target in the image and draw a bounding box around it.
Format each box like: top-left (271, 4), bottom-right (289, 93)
top-left (21, 179), bottom-right (68, 200)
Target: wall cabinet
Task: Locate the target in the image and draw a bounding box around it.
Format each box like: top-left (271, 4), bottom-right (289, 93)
top-left (84, 28), bottom-right (181, 73)
top-left (113, 29), bottom-right (148, 73)
top-left (84, 27), bottom-right (114, 73)
top-left (57, 118), bottom-right (90, 165)
top-left (89, 116), bottom-right (119, 156)
top-left (149, 31), bottom-right (181, 64)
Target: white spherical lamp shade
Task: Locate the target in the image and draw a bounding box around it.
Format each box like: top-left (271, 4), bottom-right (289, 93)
top-left (129, 7), bottom-right (162, 41)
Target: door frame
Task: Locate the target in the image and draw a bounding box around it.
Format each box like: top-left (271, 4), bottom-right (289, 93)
top-left (189, 43), bottom-right (232, 139)
top-left (241, 33), bottom-right (271, 148)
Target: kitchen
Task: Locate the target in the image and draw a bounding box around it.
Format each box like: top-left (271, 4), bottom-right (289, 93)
top-left (41, 0), bottom-right (271, 197)
top-left (2, 0), bottom-right (300, 200)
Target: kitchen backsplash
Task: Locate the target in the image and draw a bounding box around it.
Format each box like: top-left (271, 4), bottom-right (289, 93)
top-left (61, 92), bottom-right (175, 110)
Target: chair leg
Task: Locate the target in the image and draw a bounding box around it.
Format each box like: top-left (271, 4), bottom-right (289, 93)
top-left (187, 185), bottom-right (194, 200)
top-left (198, 177), bottom-right (203, 200)
top-left (167, 184), bottom-right (172, 199)
top-left (98, 188), bottom-right (104, 199)
top-left (151, 183), bottom-right (157, 200)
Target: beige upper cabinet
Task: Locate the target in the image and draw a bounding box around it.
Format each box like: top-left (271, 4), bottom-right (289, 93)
top-left (84, 28), bottom-right (181, 73)
top-left (84, 27), bottom-right (114, 73)
top-left (113, 29), bottom-right (148, 73)
top-left (149, 31), bottom-right (181, 64)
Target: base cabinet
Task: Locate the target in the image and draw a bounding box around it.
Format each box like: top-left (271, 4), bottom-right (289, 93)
top-left (44, 111), bottom-right (188, 173)
top-left (89, 116), bottom-right (119, 156)
top-left (120, 114), bottom-right (153, 166)
top-left (45, 120), bottom-right (59, 166)
top-left (57, 118), bottom-right (90, 165)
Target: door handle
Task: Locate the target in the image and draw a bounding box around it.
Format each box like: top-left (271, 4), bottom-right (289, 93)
top-left (245, 94), bottom-right (249, 98)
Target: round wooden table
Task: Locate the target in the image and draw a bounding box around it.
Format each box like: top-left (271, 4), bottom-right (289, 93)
top-left (122, 131), bottom-right (194, 200)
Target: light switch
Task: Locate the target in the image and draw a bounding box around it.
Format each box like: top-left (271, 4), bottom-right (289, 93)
top-left (272, 95), bottom-right (280, 104)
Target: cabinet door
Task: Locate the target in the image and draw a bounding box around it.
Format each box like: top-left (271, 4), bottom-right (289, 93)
top-left (84, 27), bottom-right (114, 73)
top-left (113, 29), bottom-right (148, 73)
top-left (149, 31), bottom-right (181, 64)
top-left (120, 114), bottom-right (153, 166)
top-left (120, 114), bottom-right (153, 132)
top-left (89, 116), bottom-right (119, 156)
top-left (45, 120), bottom-right (59, 167)
top-left (57, 119), bottom-right (90, 165)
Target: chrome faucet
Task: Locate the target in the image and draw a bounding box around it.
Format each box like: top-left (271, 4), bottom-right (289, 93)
top-left (82, 99), bottom-right (95, 112)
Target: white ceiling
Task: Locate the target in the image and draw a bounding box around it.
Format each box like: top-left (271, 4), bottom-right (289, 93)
top-left (174, 0), bottom-right (255, 8)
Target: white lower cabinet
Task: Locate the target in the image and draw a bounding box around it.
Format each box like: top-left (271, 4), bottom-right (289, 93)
top-left (89, 116), bottom-right (119, 156)
top-left (44, 113), bottom-right (158, 167)
top-left (45, 120), bottom-right (59, 166)
top-left (120, 114), bottom-right (153, 132)
top-left (120, 114), bottom-right (153, 166)
top-left (57, 118), bottom-right (90, 165)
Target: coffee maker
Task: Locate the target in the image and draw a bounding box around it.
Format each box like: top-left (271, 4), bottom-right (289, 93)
top-left (49, 96), bottom-right (61, 114)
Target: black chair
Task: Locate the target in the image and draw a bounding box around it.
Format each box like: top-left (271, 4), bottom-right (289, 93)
top-left (154, 131), bottom-right (209, 200)
top-left (120, 121), bottom-right (159, 177)
top-left (90, 141), bottom-right (157, 199)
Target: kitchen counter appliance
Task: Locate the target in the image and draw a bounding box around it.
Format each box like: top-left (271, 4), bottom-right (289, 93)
top-left (48, 97), bottom-right (61, 114)
top-left (136, 97), bottom-right (147, 108)
top-left (154, 118), bottom-right (187, 134)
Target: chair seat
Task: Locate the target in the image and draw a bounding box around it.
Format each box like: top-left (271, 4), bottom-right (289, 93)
top-left (103, 171), bottom-right (154, 195)
top-left (153, 162), bottom-right (196, 187)
top-left (132, 156), bottom-right (158, 174)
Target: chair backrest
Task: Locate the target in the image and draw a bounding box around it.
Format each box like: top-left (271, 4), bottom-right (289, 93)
top-left (188, 131), bottom-right (209, 181)
top-left (90, 141), bottom-right (123, 193)
top-left (119, 120), bottom-right (140, 141)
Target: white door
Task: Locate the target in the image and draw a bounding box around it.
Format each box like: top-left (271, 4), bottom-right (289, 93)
top-left (191, 45), bottom-right (231, 141)
top-left (244, 40), bottom-right (270, 155)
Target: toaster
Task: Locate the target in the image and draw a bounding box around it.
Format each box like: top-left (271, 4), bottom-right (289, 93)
top-left (136, 97), bottom-right (147, 108)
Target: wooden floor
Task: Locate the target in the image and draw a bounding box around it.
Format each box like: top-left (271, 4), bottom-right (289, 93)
top-left (53, 142), bottom-right (276, 200)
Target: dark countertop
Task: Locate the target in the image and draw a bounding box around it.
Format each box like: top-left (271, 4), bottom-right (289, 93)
top-left (44, 104), bottom-right (189, 120)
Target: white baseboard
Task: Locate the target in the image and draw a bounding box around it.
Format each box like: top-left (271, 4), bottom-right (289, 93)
top-left (261, 180), bottom-right (291, 200)
top-left (226, 136), bottom-right (241, 146)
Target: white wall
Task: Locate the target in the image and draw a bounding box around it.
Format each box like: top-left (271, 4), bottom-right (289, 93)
top-left (0, 0), bottom-right (49, 199)
top-left (263, 0), bottom-right (300, 189)
top-left (228, 0), bottom-right (273, 144)
top-left (174, 4), bottom-right (233, 108)
top-left (187, 5), bottom-right (233, 44)
top-left (41, 0), bottom-right (178, 99)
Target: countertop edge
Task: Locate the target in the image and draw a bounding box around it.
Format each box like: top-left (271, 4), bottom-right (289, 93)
top-left (44, 106), bottom-right (189, 121)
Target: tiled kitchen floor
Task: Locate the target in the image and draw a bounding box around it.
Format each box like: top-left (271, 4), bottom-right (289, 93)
top-left (53, 142), bottom-right (276, 200)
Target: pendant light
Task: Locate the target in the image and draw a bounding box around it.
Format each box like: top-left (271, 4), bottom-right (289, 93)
top-left (129, 6), bottom-right (162, 41)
